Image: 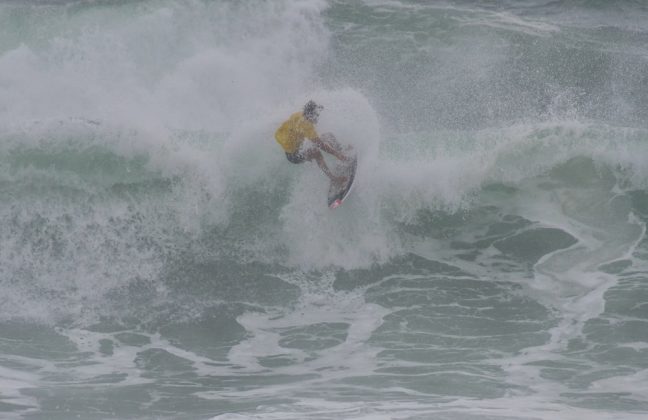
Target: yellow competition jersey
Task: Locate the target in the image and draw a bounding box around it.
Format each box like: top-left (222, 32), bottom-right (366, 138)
top-left (274, 112), bottom-right (319, 153)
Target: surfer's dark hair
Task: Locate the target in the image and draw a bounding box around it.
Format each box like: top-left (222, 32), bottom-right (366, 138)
top-left (303, 100), bottom-right (323, 122)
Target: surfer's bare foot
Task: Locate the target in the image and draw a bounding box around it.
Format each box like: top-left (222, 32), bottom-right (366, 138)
top-left (335, 175), bottom-right (347, 185)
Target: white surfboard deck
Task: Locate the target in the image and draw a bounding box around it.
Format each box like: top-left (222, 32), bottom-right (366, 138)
top-left (327, 155), bottom-right (357, 209)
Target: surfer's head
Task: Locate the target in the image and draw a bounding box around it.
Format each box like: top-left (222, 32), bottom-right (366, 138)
top-left (303, 100), bottom-right (323, 123)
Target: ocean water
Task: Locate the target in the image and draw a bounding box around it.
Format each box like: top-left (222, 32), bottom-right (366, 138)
top-left (1, 0), bottom-right (648, 419)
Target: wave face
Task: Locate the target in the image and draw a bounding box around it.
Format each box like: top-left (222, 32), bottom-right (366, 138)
top-left (1, 1), bottom-right (648, 419)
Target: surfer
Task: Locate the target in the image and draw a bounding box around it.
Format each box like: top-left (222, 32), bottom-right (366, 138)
top-left (275, 100), bottom-right (350, 184)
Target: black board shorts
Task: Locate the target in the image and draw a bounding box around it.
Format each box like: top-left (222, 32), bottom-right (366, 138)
top-left (285, 150), bottom-right (306, 164)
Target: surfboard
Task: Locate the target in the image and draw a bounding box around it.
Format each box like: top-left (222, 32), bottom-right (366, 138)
top-left (327, 155), bottom-right (357, 209)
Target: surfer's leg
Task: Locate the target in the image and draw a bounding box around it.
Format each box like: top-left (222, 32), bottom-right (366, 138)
top-left (304, 148), bottom-right (345, 184)
top-left (312, 136), bottom-right (349, 163)
top-left (320, 133), bottom-right (344, 153)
